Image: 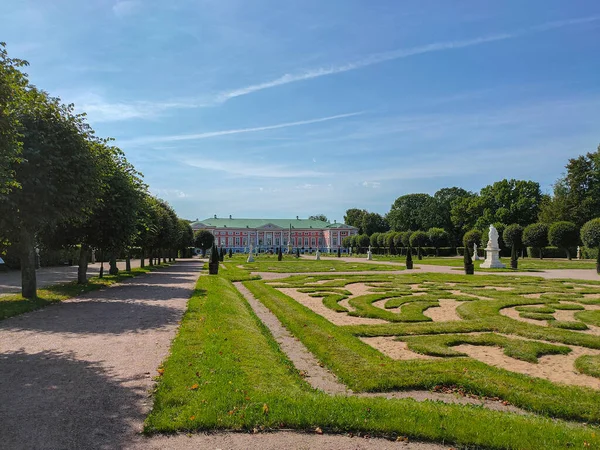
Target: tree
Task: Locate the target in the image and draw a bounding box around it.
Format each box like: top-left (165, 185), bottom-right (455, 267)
top-left (387, 194), bottom-right (433, 231)
top-left (344, 208), bottom-right (366, 234)
top-left (342, 236), bottom-right (352, 249)
top-left (540, 146), bottom-right (600, 226)
top-left (431, 187), bottom-right (473, 244)
top-left (308, 214), bottom-right (328, 222)
top-left (177, 219), bottom-right (194, 258)
top-left (357, 234), bottom-right (370, 252)
top-left (386, 232), bottom-right (397, 255)
top-left (361, 212), bottom-right (388, 236)
top-left (370, 232), bottom-right (381, 249)
top-left (0, 89), bottom-right (99, 297)
top-left (503, 224), bottom-right (523, 268)
top-left (427, 227), bottom-right (449, 256)
top-left (580, 218), bottom-right (600, 273)
top-left (450, 195), bottom-right (484, 236)
top-left (463, 230), bottom-right (482, 250)
top-left (523, 223), bottom-right (549, 259)
top-left (409, 231), bottom-right (428, 260)
top-left (400, 231), bottom-right (413, 248)
top-left (548, 221), bottom-right (579, 260)
top-left (0, 42), bottom-right (29, 200)
top-left (194, 230), bottom-right (214, 257)
top-left (464, 238), bottom-right (474, 275)
top-left (478, 179), bottom-right (542, 228)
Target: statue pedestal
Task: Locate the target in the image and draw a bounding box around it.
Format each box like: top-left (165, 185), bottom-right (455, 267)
top-left (366, 251), bottom-right (372, 261)
top-left (247, 253), bottom-right (254, 263)
top-left (480, 246), bottom-right (505, 269)
top-left (315, 250), bottom-right (321, 261)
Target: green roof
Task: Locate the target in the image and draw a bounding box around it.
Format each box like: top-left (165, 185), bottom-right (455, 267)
top-left (191, 217), bottom-right (355, 230)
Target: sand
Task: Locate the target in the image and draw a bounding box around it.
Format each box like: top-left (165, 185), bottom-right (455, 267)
top-left (423, 300), bottom-right (465, 322)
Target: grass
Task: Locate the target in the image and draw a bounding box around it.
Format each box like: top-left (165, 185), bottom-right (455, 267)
top-left (246, 273), bottom-right (600, 423)
top-left (145, 273), bottom-right (600, 449)
top-left (229, 255), bottom-right (401, 273)
top-left (576, 310), bottom-right (600, 327)
top-left (576, 355), bottom-right (600, 378)
top-left (362, 255), bottom-right (597, 270)
top-left (0, 263), bottom-right (171, 320)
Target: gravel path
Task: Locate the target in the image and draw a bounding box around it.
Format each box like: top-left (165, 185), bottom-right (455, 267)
top-left (0, 261), bottom-right (447, 449)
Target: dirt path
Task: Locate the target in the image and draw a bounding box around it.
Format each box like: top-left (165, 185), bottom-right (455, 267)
top-left (0, 261), bottom-right (446, 449)
top-left (233, 282), bottom-right (523, 415)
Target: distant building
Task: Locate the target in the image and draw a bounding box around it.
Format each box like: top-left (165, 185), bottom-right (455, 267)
top-left (190, 215), bottom-right (358, 252)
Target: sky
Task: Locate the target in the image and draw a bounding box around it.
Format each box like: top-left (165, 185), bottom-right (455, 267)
top-left (2, 0), bottom-right (600, 223)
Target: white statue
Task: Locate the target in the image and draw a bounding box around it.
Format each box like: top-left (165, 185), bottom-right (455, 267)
top-left (577, 246), bottom-right (581, 260)
top-left (366, 245), bottom-right (372, 261)
top-left (315, 248), bottom-right (321, 260)
top-left (472, 243), bottom-right (480, 261)
top-left (480, 224), bottom-right (505, 269)
top-left (247, 243), bottom-right (255, 263)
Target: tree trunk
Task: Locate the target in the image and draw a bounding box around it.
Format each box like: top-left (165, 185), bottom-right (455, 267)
top-left (109, 253), bottom-right (119, 275)
top-left (162, 250), bottom-right (166, 264)
top-left (99, 250), bottom-right (104, 278)
top-left (20, 226), bottom-right (37, 298)
top-left (140, 248), bottom-right (145, 268)
top-left (125, 252), bottom-right (131, 272)
top-left (77, 244), bottom-right (90, 284)
top-left (566, 248), bottom-right (572, 261)
top-left (539, 247), bottom-right (543, 260)
top-left (149, 249), bottom-right (154, 266)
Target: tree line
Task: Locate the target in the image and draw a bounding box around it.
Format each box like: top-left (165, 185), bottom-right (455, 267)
top-left (343, 145), bottom-right (600, 261)
top-left (0, 43), bottom-right (194, 298)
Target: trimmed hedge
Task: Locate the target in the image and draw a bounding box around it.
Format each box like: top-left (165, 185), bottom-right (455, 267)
top-left (527, 246), bottom-right (578, 259)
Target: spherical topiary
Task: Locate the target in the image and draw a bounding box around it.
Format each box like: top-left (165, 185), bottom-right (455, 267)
top-left (463, 229), bottom-right (482, 249)
top-left (548, 221), bottom-right (579, 260)
top-left (358, 234), bottom-right (370, 250)
top-left (523, 223), bottom-right (549, 258)
top-left (581, 218), bottom-right (600, 249)
top-left (401, 231), bottom-right (413, 248)
top-left (409, 231), bottom-right (429, 248)
top-left (428, 228), bottom-right (449, 256)
top-left (503, 224), bottom-right (524, 249)
top-left (370, 232), bottom-right (381, 248)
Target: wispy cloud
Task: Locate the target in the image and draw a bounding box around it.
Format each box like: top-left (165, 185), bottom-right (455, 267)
top-left (113, 0), bottom-right (141, 18)
top-left (182, 159), bottom-right (330, 179)
top-left (362, 181), bottom-right (381, 189)
top-left (120, 112), bottom-right (364, 146)
top-left (217, 16), bottom-right (600, 101)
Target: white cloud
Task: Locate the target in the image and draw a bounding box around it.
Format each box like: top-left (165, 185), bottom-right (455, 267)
top-left (151, 188), bottom-right (189, 199)
top-left (216, 16), bottom-right (600, 101)
top-left (119, 112), bottom-right (364, 146)
top-left (362, 181), bottom-right (381, 188)
top-left (182, 159), bottom-right (329, 179)
top-left (113, 0), bottom-right (141, 18)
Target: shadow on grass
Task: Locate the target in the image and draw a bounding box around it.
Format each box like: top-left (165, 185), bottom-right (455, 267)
top-left (0, 350), bottom-right (143, 449)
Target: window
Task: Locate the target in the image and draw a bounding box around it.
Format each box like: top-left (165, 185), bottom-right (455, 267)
top-left (235, 237), bottom-right (240, 246)
top-left (304, 237), bottom-right (309, 247)
top-left (311, 237), bottom-right (316, 247)
top-left (333, 237), bottom-right (338, 246)
top-left (242, 238), bottom-right (247, 246)
top-left (220, 238), bottom-right (226, 245)
top-left (275, 238), bottom-right (280, 246)
top-left (318, 238), bottom-right (323, 246)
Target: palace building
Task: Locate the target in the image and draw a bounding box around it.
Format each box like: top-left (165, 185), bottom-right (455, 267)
top-left (190, 215), bottom-right (358, 253)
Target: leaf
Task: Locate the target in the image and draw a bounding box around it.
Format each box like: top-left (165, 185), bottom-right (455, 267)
top-left (190, 383), bottom-right (199, 390)
top-left (157, 368), bottom-right (165, 376)
top-left (262, 403), bottom-right (269, 415)
top-left (315, 427), bottom-right (323, 435)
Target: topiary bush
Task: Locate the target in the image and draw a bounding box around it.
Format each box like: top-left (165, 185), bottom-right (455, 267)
top-left (581, 218), bottom-right (600, 273)
top-left (357, 234), bottom-right (370, 253)
top-left (208, 242), bottom-right (219, 275)
top-left (463, 229), bottom-right (482, 250)
top-left (400, 231), bottom-right (413, 249)
top-left (405, 245), bottom-right (413, 269)
top-left (409, 231), bottom-right (428, 260)
top-left (464, 240), bottom-right (474, 274)
top-left (428, 227), bottom-right (449, 257)
top-left (523, 223), bottom-right (549, 259)
top-left (548, 221), bottom-right (579, 260)
top-left (503, 224), bottom-right (523, 269)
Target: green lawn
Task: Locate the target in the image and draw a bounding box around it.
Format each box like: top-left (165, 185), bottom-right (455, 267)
top-left (361, 255), bottom-right (598, 270)
top-left (0, 263), bottom-right (171, 320)
top-left (228, 254), bottom-right (401, 273)
top-left (145, 273), bottom-right (600, 449)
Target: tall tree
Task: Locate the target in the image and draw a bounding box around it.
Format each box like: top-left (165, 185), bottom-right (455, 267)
top-left (361, 212), bottom-right (388, 236)
top-left (387, 194), bottom-right (433, 231)
top-left (177, 219), bottom-right (194, 257)
top-left (308, 214), bottom-right (328, 222)
top-left (0, 42), bottom-right (28, 199)
top-left (0, 89), bottom-right (98, 297)
top-left (431, 187), bottom-right (473, 244)
top-left (475, 179), bottom-right (542, 228)
top-left (344, 208), bottom-right (366, 233)
top-left (539, 145), bottom-right (600, 227)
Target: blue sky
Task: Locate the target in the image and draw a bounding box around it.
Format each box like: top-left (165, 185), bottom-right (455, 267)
top-left (3, 1), bottom-right (600, 222)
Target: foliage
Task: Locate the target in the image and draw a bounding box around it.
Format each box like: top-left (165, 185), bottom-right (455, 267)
top-left (503, 224), bottom-right (524, 248)
top-left (369, 232), bottom-right (381, 248)
top-left (462, 229), bottom-right (482, 249)
top-left (409, 231), bottom-right (428, 248)
top-left (361, 212), bottom-right (388, 236)
top-left (341, 236), bottom-right (352, 248)
top-left (0, 42), bottom-right (29, 199)
top-left (344, 208), bottom-right (366, 234)
top-left (209, 241), bottom-right (219, 265)
top-left (540, 145), bottom-right (600, 226)
top-left (427, 227), bottom-right (449, 254)
top-left (177, 219), bottom-right (194, 253)
top-left (548, 221), bottom-right (579, 259)
top-left (308, 214), bottom-right (328, 222)
top-left (400, 231), bottom-right (413, 248)
top-left (357, 234), bottom-right (370, 249)
top-left (387, 193), bottom-right (432, 231)
top-left (580, 218), bottom-right (600, 249)
top-left (194, 230), bottom-right (214, 251)
top-left (523, 223), bottom-right (549, 255)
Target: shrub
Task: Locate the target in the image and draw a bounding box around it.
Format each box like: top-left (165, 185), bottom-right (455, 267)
top-left (400, 231), bottom-right (413, 248)
top-left (386, 232), bottom-right (397, 255)
top-left (463, 229), bottom-right (482, 249)
top-left (548, 221), bottom-right (579, 260)
top-left (370, 232), bottom-right (381, 248)
top-left (581, 218), bottom-right (600, 272)
top-left (503, 224), bottom-right (524, 249)
top-left (523, 223), bottom-right (549, 259)
top-left (464, 240), bottom-right (474, 274)
top-left (409, 231), bottom-right (428, 260)
top-left (428, 227), bottom-right (449, 256)
top-left (342, 236), bottom-right (352, 248)
top-left (357, 234), bottom-right (370, 251)
top-left (194, 230), bottom-right (214, 257)
top-left (405, 245), bottom-right (413, 269)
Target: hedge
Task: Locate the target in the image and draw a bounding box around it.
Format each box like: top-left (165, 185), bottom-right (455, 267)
top-left (527, 246), bottom-right (579, 259)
